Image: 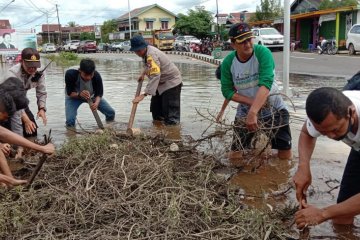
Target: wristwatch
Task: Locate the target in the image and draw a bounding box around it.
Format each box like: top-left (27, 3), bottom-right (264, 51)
top-left (38, 107), bottom-right (47, 112)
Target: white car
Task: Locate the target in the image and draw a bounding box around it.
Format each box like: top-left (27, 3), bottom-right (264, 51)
top-left (346, 24), bottom-right (360, 55)
top-left (63, 40), bottom-right (80, 52)
top-left (252, 27), bottom-right (284, 49)
top-left (175, 35), bottom-right (201, 45)
top-left (42, 43), bottom-right (56, 53)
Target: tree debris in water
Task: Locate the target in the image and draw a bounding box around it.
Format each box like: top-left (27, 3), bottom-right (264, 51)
top-left (0, 130), bottom-right (299, 239)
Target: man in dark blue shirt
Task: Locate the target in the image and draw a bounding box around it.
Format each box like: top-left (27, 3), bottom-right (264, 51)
top-left (65, 58), bottom-right (115, 127)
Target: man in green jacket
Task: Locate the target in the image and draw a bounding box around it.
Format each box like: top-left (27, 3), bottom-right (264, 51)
top-left (220, 23), bottom-right (292, 160)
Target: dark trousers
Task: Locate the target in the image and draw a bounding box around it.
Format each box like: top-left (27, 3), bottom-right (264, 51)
top-left (337, 148), bottom-right (360, 203)
top-left (150, 83), bottom-right (182, 125)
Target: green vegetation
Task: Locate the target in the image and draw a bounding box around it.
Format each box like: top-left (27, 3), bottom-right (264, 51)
top-left (174, 7), bottom-right (214, 39)
top-left (101, 19), bottom-right (118, 43)
top-left (319, 0), bottom-right (358, 9)
top-left (251, 0), bottom-right (283, 22)
top-left (45, 51), bottom-right (79, 67)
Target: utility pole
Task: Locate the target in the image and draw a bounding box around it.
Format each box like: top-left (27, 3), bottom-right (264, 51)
top-left (283, 0), bottom-right (290, 96)
top-left (55, 4), bottom-right (62, 45)
top-left (128, 0), bottom-right (132, 39)
top-left (47, 13), bottom-right (50, 43)
top-left (216, 0), bottom-right (219, 40)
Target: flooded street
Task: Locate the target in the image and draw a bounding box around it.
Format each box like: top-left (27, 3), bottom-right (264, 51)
top-left (1, 52), bottom-right (359, 238)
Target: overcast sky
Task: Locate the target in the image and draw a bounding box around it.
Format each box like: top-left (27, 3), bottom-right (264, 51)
top-left (0, 0), bottom-right (260, 32)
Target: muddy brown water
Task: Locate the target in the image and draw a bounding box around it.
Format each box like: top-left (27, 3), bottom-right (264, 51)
top-left (1, 53), bottom-right (359, 238)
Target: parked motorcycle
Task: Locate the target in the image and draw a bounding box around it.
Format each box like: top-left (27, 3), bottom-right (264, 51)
top-left (174, 42), bottom-right (190, 52)
top-left (317, 38), bottom-right (337, 55)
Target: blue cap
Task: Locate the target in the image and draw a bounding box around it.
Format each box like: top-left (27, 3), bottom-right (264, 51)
top-left (130, 35), bottom-right (148, 51)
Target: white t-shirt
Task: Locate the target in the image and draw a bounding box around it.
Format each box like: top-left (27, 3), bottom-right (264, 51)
top-left (306, 91), bottom-right (360, 151)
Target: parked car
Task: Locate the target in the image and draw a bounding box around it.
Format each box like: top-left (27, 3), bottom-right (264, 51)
top-left (77, 40), bottom-right (97, 53)
top-left (110, 42), bottom-right (124, 52)
top-left (42, 43), bottom-right (57, 53)
top-left (346, 24), bottom-right (360, 55)
top-left (175, 35), bottom-right (201, 46)
top-left (252, 27), bottom-right (284, 49)
top-left (63, 40), bottom-right (80, 52)
top-left (122, 41), bottom-right (131, 51)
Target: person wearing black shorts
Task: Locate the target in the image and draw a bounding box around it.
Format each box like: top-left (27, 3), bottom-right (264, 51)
top-left (293, 87), bottom-right (360, 229)
top-left (220, 23), bottom-right (292, 160)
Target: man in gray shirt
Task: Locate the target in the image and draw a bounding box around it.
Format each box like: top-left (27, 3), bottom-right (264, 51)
top-left (130, 35), bottom-right (182, 125)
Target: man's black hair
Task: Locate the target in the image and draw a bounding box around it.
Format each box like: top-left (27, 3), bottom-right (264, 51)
top-left (0, 90), bottom-right (16, 117)
top-left (306, 87), bottom-right (352, 124)
top-left (2, 33), bottom-right (10, 38)
top-left (0, 77), bottom-right (29, 111)
top-left (79, 58), bottom-right (95, 74)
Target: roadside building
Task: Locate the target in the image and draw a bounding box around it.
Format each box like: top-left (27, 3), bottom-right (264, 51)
top-left (115, 4), bottom-right (177, 42)
top-left (38, 24), bottom-right (95, 45)
top-left (0, 20), bottom-right (11, 29)
top-left (249, 0), bottom-right (360, 51)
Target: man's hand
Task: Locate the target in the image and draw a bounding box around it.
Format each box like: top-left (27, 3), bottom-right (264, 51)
top-left (40, 143), bottom-right (55, 155)
top-left (15, 146), bottom-right (24, 159)
top-left (293, 167), bottom-right (312, 203)
top-left (138, 74), bottom-right (145, 82)
top-left (0, 143), bottom-right (11, 156)
top-left (215, 110), bottom-right (225, 123)
top-left (37, 109), bottom-right (47, 125)
top-left (90, 101), bottom-right (99, 111)
top-left (79, 90), bottom-right (90, 100)
top-left (133, 94), bottom-right (145, 104)
top-left (246, 111), bottom-right (258, 132)
top-left (295, 200), bottom-right (326, 229)
top-left (0, 174), bottom-right (27, 187)
top-left (24, 120), bottom-right (37, 135)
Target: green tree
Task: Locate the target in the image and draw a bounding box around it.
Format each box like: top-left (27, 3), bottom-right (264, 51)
top-left (174, 7), bottom-right (214, 39)
top-left (251, 0), bottom-right (283, 22)
top-left (101, 19), bottom-right (118, 43)
top-left (79, 32), bottom-right (95, 40)
top-left (67, 21), bottom-right (76, 27)
top-left (319, 0), bottom-right (358, 9)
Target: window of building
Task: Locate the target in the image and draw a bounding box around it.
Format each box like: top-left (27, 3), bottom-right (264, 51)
top-left (161, 21), bottom-right (169, 30)
top-left (146, 21), bottom-right (154, 30)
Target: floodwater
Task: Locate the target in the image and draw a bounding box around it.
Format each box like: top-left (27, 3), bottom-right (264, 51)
top-left (1, 53), bottom-right (359, 238)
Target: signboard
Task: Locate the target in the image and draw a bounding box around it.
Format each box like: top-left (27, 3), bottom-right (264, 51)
top-left (109, 32), bottom-right (125, 40)
top-left (319, 13), bottom-right (336, 26)
top-left (94, 25), bottom-right (101, 39)
top-left (0, 29), bottom-right (37, 63)
top-left (218, 16), bottom-right (227, 25)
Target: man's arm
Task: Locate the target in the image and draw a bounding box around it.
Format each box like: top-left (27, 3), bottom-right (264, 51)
top-left (293, 122), bottom-right (317, 202)
top-left (65, 70), bottom-right (79, 97)
top-left (295, 193), bottom-right (360, 228)
top-left (0, 126), bottom-right (55, 154)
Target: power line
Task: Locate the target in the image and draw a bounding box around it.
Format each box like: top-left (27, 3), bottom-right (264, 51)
top-left (13, 12), bottom-right (47, 28)
top-left (0, 0), bottom-right (15, 14)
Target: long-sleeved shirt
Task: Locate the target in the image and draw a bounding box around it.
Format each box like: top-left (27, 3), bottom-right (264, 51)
top-left (2, 63), bottom-right (47, 136)
top-left (2, 63), bottom-right (47, 109)
top-left (142, 45), bottom-right (182, 96)
top-left (65, 69), bottom-right (103, 98)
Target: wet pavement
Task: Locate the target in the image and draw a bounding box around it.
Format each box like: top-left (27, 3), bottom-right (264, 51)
top-left (1, 52), bottom-right (359, 238)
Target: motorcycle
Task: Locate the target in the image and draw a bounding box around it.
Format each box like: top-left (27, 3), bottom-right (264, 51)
top-left (317, 38), bottom-right (337, 55)
top-left (174, 42), bottom-right (190, 52)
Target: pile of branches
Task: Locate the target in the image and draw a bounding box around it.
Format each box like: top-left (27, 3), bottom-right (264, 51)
top-left (0, 131), bottom-right (296, 239)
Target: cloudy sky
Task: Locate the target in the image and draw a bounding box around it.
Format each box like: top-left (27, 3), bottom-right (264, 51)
top-left (0, 0), bottom-right (260, 32)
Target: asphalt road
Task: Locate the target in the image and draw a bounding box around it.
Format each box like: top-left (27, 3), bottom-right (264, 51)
top-left (272, 50), bottom-right (359, 79)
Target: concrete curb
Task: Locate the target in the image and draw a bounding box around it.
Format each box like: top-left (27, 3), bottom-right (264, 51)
top-left (97, 50), bottom-right (223, 66)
